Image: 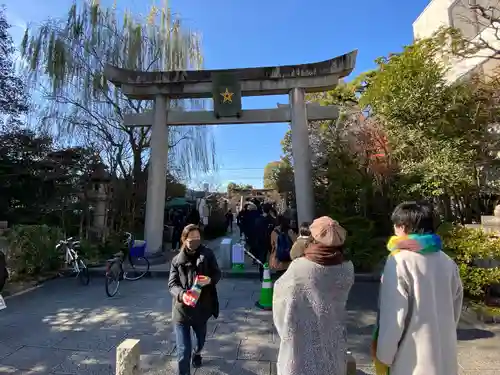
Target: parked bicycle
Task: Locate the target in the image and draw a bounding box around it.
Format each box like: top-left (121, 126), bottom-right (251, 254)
top-left (56, 237), bottom-right (90, 285)
top-left (105, 232), bottom-right (150, 297)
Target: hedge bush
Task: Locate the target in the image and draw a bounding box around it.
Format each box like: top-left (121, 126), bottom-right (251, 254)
top-left (340, 216), bottom-right (388, 272)
top-left (6, 224), bottom-right (63, 279)
top-left (438, 224), bottom-right (500, 300)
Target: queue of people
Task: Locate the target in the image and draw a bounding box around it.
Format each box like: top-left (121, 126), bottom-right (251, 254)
top-left (168, 200), bottom-right (464, 375)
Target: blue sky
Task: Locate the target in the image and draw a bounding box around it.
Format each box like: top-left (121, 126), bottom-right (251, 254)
top-left (4, 0), bottom-right (431, 190)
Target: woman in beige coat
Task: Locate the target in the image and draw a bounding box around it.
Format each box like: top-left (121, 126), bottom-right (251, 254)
top-left (270, 215), bottom-right (297, 276)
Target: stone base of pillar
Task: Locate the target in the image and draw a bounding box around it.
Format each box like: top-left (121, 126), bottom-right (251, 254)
top-left (144, 245), bottom-right (164, 258)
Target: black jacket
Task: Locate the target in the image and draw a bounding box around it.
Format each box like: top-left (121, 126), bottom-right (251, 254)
top-left (168, 245), bottom-right (221, 323)
top-left (254, 214), bottom-right (275, 252)
top-left (186, 209), bottom-right (200, 225)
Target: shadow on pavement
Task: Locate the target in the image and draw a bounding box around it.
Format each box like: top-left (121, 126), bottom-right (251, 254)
top-left (345, 282), bottom-right (378, 368)
top-left (0, 278), bottom-right (382, 374)
top-left (457, 327), bottom-right (496, 341)
top-left (0, 278), bottom-right (177, 374)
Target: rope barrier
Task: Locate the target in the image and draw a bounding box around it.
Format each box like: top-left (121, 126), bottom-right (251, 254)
top-left (242, 245), bottom-right (265, 267)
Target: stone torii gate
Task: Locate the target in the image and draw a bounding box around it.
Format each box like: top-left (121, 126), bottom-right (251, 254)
top-left (104, 51), bottom-right (357, 255)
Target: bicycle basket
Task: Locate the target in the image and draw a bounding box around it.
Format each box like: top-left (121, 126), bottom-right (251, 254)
top-left (129, 240), bottom-right (146, 258)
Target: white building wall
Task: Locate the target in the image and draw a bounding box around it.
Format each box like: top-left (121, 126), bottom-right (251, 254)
top-left (413, 0), bottom-right (455, 40)
top-left (413, 0), bottom-right (500, 82)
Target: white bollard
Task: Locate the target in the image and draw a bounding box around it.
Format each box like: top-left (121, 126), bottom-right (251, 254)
top-left (116, 339), bottom-right (140, 375)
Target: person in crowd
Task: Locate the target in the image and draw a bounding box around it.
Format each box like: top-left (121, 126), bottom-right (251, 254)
top-left (168, 224), bottom-right (221, 375)
top-left (371, 201), bottom-right (463, 375)
top-left (273, 216), bottom-right (354, 375)
top-left (254, 203), bottom-right (277, 280)
top-left (171, 209), bottom-right (185, 252)
top-left (225, 209), bottom-right (233, 233)
top-left (245, 202), bottom-right (261, 262)
top-left (289, 217), bottom-right (298, 236)
top-left (290, 222), bottom-right (311, 260)
top-left (269, 206), bottom-right (278, 226)
top-left (186, 205), bottom-right (200, 226)
top-left (237, 204), bottom-right (248, 239)
top-left (269, 215), bottom-right (297, 277)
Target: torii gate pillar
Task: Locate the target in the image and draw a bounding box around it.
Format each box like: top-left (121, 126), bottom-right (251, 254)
top-left (144, 95), bottom-right (169, 254)
top-left (289, 87), bottom-right (315, 224)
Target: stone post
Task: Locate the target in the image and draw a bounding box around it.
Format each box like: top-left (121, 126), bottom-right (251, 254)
top-left (289, 87), bottom-right (315, 224)
top-left (116, 339), bottom-right (140, 375)
top-left (144, 95), bottom-right (169, 256)
top-left (93, 182), bottom-right (107, 235)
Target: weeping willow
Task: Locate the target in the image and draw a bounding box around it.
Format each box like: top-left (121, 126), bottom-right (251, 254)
top-left (20, 0), bottom-right (215, 179)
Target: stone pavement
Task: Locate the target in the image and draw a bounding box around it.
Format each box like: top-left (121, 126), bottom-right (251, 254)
top-left (0, 278), bottom-right (499, 375)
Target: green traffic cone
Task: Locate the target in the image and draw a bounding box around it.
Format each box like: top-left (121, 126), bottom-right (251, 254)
top-left (255, 263), bottom-right (273, 311)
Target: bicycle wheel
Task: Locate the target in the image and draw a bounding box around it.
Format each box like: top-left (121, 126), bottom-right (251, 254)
top-left (123, 256), bottom-right (150, 281)
top-left (105, 261), bottom-right (121, 297)
top-left (77, 259), bottom-right (90, 286)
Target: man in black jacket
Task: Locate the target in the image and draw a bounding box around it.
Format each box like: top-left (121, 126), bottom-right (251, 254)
top-left (186, 206), bottom-right (200, 225)
top-left (253, 203), bottom-right (276, 280)
top-left (168, 224), bottom-right (221, 375)
top-left (237, 204), bottom-right (248, 239)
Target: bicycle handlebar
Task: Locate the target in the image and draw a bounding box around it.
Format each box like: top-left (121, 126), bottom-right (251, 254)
top-left (124, 232), bottom-right (132, 244)
top-left (56, 238), bottom-right (78, 248)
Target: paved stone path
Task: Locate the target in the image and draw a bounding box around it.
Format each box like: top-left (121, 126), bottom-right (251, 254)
top-left (0, 278), bottom-right (499, 374)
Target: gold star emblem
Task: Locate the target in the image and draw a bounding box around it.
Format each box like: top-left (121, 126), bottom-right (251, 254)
top-left (220, 88), bottom-right (234, 104)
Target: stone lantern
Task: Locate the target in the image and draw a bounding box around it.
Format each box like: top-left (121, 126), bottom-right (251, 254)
top-left (88, 159), bottom-right (111, 240)
top-left (494, 204), bottom-right (500, 218)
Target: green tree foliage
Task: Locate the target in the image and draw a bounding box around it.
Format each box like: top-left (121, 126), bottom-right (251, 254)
top-left (263, 161), bottom-right (281, 189)
top-left (362, 38), bottom-right (500, 221)
top-left (0, 6), bottom-right (28, 116)
top-left (439, 225), bottom-right (500, 300)
top-left (166, 174), bottom-right (187, 198)
top-left (227, 182), bottom-right (253, 193)
top-left (271, 161), bottom-right (295, 194)
top-left (20, 1), bottom-right (216, 228)
top-left (6, 225), bottom-right (63, 279)
top-left (0, 124), bottom-right (95, 227)
top-left (274, 35), bottom-right (500, 272)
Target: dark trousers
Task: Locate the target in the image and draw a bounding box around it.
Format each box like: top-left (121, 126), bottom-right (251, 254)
top-left (174, 321), bottom-right (207, 375)
top-left (226, 220), bottom-right (232, 232)
top-left (172, 227), bottom-right (182, 250)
